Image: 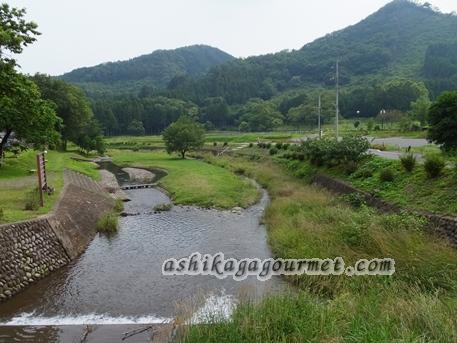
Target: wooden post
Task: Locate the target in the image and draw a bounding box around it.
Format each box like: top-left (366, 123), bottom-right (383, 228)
top-left (36, 153), bottom-right (45, 207)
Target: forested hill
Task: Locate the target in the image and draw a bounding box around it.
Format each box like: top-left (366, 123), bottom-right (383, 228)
top-left (168, 0), bottom-right (457, 104)
top-left (60, 45), bottom-right (234, 93)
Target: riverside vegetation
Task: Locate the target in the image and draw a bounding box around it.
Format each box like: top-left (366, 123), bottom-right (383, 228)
top-left (182, 152), bottom-right (457, 342)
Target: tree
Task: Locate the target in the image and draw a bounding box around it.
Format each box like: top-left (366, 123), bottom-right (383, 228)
top-left (163, 116), bottom-right (205, 159)
top-left (0, 70), bottom-right (60, 159)
top-left (32, 74), bottom-right (95, 150)
top-left (410, 96), bottom-right (431, 125)
top-left (240, 99), bottom-right (283, 132)
top-left (75, 118), bottom-right (105, 155)
top-left (0, 3), bottom-right (39, 66)
top-left (127, 119), bottom-right (145, 136)
top-left (428, 91), bottom-right (457, 151)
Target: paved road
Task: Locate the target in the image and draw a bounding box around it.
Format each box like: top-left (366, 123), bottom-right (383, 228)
top-left (368, 149), bottom-right (423, 161)
top-left (366, 137), bottom-right (429, 148)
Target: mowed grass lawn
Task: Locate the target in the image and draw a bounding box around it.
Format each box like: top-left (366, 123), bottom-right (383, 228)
top-left (109, 149), bottom-right (260, 209)
top-left (0, 150), bottom-right (100, 224)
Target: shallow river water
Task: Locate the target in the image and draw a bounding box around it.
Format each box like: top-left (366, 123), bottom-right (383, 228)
top-left (0, 167), bottom-right (285, 342)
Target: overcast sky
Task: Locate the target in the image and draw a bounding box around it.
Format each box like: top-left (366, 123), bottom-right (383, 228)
top-left (7, 0), bottom-right (457, 76)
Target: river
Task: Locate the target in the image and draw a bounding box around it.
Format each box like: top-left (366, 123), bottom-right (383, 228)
top-left (0, 165), bottom-right (285, 342)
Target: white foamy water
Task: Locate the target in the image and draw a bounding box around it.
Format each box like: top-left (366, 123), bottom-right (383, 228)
top-left (1, 295), bottom-right (236, 326)
top-left (189, 294), bottom-right (236, 324)
top-left (0, 313), bottom-right (171, 326)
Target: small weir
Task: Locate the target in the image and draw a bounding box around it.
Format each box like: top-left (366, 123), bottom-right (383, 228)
top-left (0, 162), bottom-right (285, 342)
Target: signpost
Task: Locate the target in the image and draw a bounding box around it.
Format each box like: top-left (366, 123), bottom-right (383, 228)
top-left (36, 152), bottom-right (47, 207)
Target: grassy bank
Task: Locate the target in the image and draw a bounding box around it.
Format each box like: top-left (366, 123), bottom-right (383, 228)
top-left (0, 150), bottom-right (100, 223)
top-left (109, 150), bottom-right (259, 209)
top-left (182, 153), bottom-right (457, 342)
top-left (281, 154), bottom-right (457, 216)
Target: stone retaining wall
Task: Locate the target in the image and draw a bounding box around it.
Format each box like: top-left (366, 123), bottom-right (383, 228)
top-left (313, 173), bottom-right (457, 246)
top-left (0, 170), bottom-right (114, 302)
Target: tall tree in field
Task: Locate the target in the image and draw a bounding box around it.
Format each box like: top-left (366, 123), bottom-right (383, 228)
top-left (428, 91), bottom-right (457, 152)
top-left (163, 116), bottom-right (205, 159)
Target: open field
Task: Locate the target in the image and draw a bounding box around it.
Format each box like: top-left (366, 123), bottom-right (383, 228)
top-left (0, 150), bottom-right (100, 224)
top-left (109, 149), bottom-right (260, 209)
top-left (182, 153), bottom-right (457, 342)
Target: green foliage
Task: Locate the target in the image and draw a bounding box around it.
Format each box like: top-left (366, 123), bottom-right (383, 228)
top-left (126, 119), bottom-right (145, 136)
top-left (0, 3), bottom-right (39, 67)
top-left (239, 99), bottom-right (283, 131)
top-left (61, 45), bottom-right (234, 90)
top-left (342, 192), bottom-right (366, 208)
top-left (75, 118), bottom-right (105, 155)
top-left (153, 203), bottom-right (172, 212)
top-left (114, 199), bottom-right (124, 213)
top-left (24, 188), bottom-right (41, 211)
top-left (400, 153), bottom-right (417, 172)
top-left (92, 95), bottom-right (198, 136)
top-left (428, 91), bottom-right (457, 151)
top-left (31, 74), bottom-right (98, 151)
top-left (300, 136), bottom-right (370, 167)
top-left (163, 116), bottom-right (205, 158)
top-left (424, 154), bottom-right (445, 179)
top-left (96, 213), bottom-right (118, 234)
top-left (0, 69), bottom-right (60, 157)
top-left (269, 147), bottom-right (278, 155)
top-left (379, 168), bottom-right (395, 182)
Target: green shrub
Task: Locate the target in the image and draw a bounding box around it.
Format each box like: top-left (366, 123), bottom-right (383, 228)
top-left (400, 153), bottom-right (417, 172)
top-left (96, 213), bottom-right (118, 233)
top-left (379, 168), bottom-right (395, 182)
top-left (248, 142), bottom-right (253, 148)
top-left (266, 143), bottom-right (272, 149)
top-left (344, 161), bottom-right (358, 175)
top-left (213, 142), bottom-right (217, 147)
top-left (153, 203), bottom-right (173, 212)
top-left (343, 192), bottom-right (366, 208)
top-left (234, 167), bottom-right (246, 175)
top-left (300, 136), bottom-right (370, 167)
top-left (223, 142), bottom-right (228, 147)
top-left (424, 154), bottom-right (445, 178)
top-left (269, 147), bottom-right (278, 155)
top-left (282, 143), bottom-right (289, 150)
top-left (275, 142), bottom-right (283, 149)
top-left (114, 199), bottom-right (124, 213)
top-left (24, 188), bottom-right (41, 211)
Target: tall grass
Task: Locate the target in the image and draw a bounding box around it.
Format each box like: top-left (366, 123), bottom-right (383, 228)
top-left (185, 154), bottom-right (457, 342)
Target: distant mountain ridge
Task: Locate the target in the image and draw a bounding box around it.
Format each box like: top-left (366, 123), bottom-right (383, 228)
top-left (62, 0), bottom-right (457, 102)
top-left (60, 44), bottom-right (234, 90)
top-left (165, 0), bottom-right (457, 104)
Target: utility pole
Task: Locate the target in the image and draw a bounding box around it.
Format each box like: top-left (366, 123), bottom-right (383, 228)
top-left (318, 94), bottom-right (322, 139)
top-left (335, 59), bottom-right (340, 141)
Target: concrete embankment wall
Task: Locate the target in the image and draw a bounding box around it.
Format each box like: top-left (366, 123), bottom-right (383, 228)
top-left (0, 170), bottom-right (114, 302)
top-left (313, 174), bottom-right (457, 246)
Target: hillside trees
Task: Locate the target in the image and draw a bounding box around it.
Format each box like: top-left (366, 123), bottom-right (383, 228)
top-left (239, 99), bottom-right (284, 132)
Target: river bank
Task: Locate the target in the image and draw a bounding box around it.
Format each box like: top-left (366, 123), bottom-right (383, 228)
top-left (0, 161), bottom-right (286, 342)
top-left (183, 153), bottom-right (457, 342)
